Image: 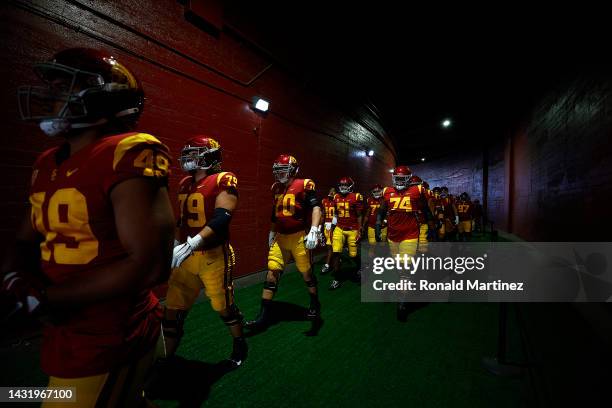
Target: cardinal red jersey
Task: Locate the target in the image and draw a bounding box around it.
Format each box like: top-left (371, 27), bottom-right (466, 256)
top-left (272, 178), bottom-right (316, 234)
top-left (334, 192), bottom-right (364, 230)
top-left (177, 171), bottom-right (238, 244)
top-left (441, 196), bottom-right (455, 217)
top-left (456, 200), bottom-right (474, 221)
top-left (382, 185), bottom-right (425, 241)
top-left (366, 196), bottom-right (384, 227)
top-left (28, 132), bottom-right (170, 377)
top-left (321, 197), bottom-right (335, 223)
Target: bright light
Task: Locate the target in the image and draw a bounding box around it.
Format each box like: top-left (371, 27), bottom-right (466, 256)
top-left (441, 118), bottom-right (452, 128)
top-left (252, 97), bottom-right (269, 112)
top-left (388, 169), bottom-right (394, 173)
top-left (421, 157), bottom-right (426, 162)
top-left (367, 150), bottom-right (374, 157)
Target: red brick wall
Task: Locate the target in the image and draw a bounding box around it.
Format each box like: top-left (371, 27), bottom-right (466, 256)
top-left (0, 0), bottom-right (396, 276)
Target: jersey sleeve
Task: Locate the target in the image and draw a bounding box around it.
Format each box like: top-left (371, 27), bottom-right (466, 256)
top-left (103, 133), bottom-right (171, 194)
top-left (216, 171), bottom-right (239, 194)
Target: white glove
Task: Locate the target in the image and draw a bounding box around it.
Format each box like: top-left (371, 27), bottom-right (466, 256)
top-left (331, 216), bottom-right (338, 226)
top-left (172, 235), bottom-right (203, 268)
top-left (305, 226), bottom-right (319, 249)
top-left (268, 231), bottom-right (277, 247)
top-left (455, 215), bottom-right (459, 225)
top-left (174, 239), bottom-right (181, 248)
top-left (324, 222), bottom-right (332, 231)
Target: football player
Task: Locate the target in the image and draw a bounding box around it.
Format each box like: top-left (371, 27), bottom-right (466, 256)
top-left (440, 186), bottom-right (459, 241)
top-left (377, 166), bottom-right (428, 321)
top-left (456, 192), bottom-right (474, 241)
top-left (2, 48), bottom-right (175, 407)
top-left (162, 136), bottom-right (247, 369)
top-left (408, 175), bottom-right (431, 254)
top-left (246, 155), bottom-right (322, 331)
top-left (364, 184), bottom-right (387, 244)
top-left (320, 188), bottom-right (337, 274)
top-left (329, 177), bottom-right (364, 290)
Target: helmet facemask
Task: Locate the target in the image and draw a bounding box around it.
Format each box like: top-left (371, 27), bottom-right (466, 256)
top-left (180, 146), bottom-right (221, 172)
top-left (273, 163), bottom-right (297, 184)
top-left (392, 174), bottom-right (410, 190)
top-left (338, 181), bottom-right (353, 194)
top-left (372, 187), bottom-right (383, 199)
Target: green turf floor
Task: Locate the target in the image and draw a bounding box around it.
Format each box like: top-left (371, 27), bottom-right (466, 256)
top-left (1, 232), bottom-right (530, 407)
top-left (153, 232), bottom-right (528, 407)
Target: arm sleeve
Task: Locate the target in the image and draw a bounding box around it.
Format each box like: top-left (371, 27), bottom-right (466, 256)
top-left (103, 136), bottom-right (171, 194)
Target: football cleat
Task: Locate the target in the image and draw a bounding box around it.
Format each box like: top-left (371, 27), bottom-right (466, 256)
top-left (227, 337), bottom-right (248, 368)
top-left (320, 263), bottom-right (330, 274)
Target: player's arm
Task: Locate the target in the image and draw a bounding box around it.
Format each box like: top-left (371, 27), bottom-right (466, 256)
top-left (1, 207), bottom-right (42, 279)
top-left (191, 190), bottom-right (237, 249)
top-left (45, 178), bottom-right (175, 305)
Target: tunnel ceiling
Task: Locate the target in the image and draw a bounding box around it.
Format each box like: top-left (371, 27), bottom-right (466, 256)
top-left (224, 2), bottom-right (607, 163)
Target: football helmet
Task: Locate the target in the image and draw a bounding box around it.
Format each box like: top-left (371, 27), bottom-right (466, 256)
top-left (422, 181), bottom-right (430, 190)
top-left (371, 184), bottom-right (383, 199)
top-left (409, 175), bottom-right (422, 186)
top-left (440, 186), bottom-right (449, 198)
top-left (392, 166), bottom-right (412, 190)
top-left (328, 187), bottom-right (336, 199)
top-left (432, 187), bottom-right (441, 197)
top-left (180, 136), bottom-right (222, 172)
top-left (338, 177), bottom-right (354, 194)
top-left (18, 48), bottom-right (144, 137)
top-left (272, 154), bottom-right (298, 184)
top-left (459, 192), bottom-right (470, 202)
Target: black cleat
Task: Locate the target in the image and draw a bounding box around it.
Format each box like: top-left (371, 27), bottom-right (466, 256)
top-left (226, 337), bottom-right (248, 369)
top-left (320, 264), bottom-right (330, 274)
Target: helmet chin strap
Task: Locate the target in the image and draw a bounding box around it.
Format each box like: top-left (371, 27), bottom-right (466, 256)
top-left (39, 118), bottom-right (107, 137)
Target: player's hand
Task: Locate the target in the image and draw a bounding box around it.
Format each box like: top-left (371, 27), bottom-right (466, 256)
top-left (455, 216), bottom-right (459, 225)
top-left (171, 235), bottom-right (202, 268)
top-left (173, 239), bottom-right (182, 248)
top-left (305, 226), bottom-right (319, 250)
top-left (268, 231), bottom-right (277, 247)
top-left (324, 222), bottom-right (332, 231)
top-left (356, 229), bottom-right (362, 242)
top-left (1, 271), bottom-right (46, 319)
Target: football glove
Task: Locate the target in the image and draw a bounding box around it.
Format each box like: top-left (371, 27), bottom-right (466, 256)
top-left (305, 226), bottom-right (319, 250)
top-left (455, 215), bottom-right (459, 225)
top-left (324, 222), bottom-right (332, 231)
top-left (171, 235), bottom-right (203, 268)
top-left (1, 271), bottom-right (46, 318)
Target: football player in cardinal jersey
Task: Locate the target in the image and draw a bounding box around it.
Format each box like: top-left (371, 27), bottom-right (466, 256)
top-left (456, 192), bottom-right (474, 241)
top-left (377, 166), bottom-right (428, 320)
top-left (439, 186), bottom-right (459, 241)
top-left (329, 177), bottom-right (364, 290)
top-left (407, 175), bottom-right (432, 253)
top-left (246, 154), bottom-right (322, 331)
top-left (162, 136), bottom-right (247, 369)
top-left (320, 188), bottom-right (337, 274)
top-left (1, 48), bottom-right (175, 407)
top-left (364, 184), bottom-right (387, 244)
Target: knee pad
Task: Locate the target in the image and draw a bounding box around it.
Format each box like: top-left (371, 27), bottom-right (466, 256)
top-left (220, 304), bottom-right (244, 327)
top-left (163, 308), bottom-right (188, 339)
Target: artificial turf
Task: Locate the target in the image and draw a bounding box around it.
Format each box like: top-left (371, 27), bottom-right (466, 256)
top-left (1, 232), bottom-right (530, 407)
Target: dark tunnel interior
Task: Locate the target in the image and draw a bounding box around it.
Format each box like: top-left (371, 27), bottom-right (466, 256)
top-left (1, 2), bottom-right (611, 407)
